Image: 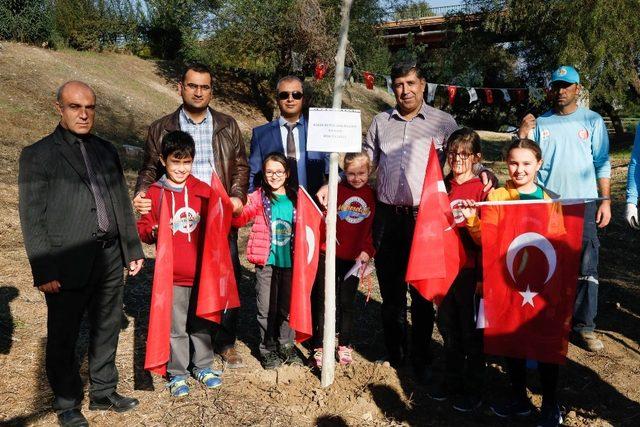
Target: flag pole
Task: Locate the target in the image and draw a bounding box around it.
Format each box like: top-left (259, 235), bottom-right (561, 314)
top-left (321, 0), bottom-right (353, 388)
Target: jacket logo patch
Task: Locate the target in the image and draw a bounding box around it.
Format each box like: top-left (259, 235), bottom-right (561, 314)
top-left (271, 219), bottom-right (292, 246)
top-left (578, 129), bottom-right (589, 140)
top-left (172, 207), bottom-right (200, 234)
top-left (338, 196), bottom-right (371, 224)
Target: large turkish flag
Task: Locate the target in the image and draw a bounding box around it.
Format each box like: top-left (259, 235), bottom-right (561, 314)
top-left (144, 192), bottom-right (174, 376)
top-left (290, 187), bottom-right (323, 343)
top-left (405, 141), bottom-right (466, 304)
top-left (481, 202), bottom-right (585, 364)
top-left (196, 171), bottom-right (241, 323)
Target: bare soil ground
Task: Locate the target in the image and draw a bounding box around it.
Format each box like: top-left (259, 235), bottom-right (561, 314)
top-left (0, 42), bottom-right (638, 426)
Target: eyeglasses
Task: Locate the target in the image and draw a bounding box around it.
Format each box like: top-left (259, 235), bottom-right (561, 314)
top-left (185, 83), bottom-right (212, 92)
top-left (264, 170), bottom-right (286, 177)
top-left (277, 91), bottom-right (303, 100)
top-left (447, 151), bottom-right (473, 160)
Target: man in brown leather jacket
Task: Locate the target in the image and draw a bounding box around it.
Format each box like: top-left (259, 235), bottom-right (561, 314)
top-left (133, 63), bottom-right (249, 368)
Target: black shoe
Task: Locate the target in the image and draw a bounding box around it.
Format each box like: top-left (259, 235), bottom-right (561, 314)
top-left (426, 382), bottom-right (448, 402)
top-left (57, 408), bottom-right (89, 427)
top-left (537, 404), bottom-right (563, 427)
top-left (490, 398), bottom-right (533, 418)
top-left (279, 344), bottom-right (304, 366)
top-left (89, 391), bottom-right (139, 412)
top-left (261, 350), bottom-right (282, 369)
top-left (452, 395), bottom-right (483, 413)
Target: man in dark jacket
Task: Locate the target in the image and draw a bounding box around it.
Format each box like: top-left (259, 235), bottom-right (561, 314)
top-left (133, 63), bottom-right (249, 368)
top-left (19, 81), bottom-right (144, 427)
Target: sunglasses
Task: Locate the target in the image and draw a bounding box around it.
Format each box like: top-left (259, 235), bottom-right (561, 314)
top-left (277, 91), bottom-right (303, 100)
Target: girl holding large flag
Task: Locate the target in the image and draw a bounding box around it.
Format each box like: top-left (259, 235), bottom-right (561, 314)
top-left (232, 153), bottom-right (303, 369)
top-left (428, 128), bottom-right (489, 411)
top-left (460, 139), bottom-right (566, 427)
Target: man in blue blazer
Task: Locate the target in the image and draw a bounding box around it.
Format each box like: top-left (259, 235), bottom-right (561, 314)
top-left (248, 76), bottom-right (328, 196)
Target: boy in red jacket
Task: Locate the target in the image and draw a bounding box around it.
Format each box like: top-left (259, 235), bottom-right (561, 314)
top-left (137, 131), bottom-right (222, 397)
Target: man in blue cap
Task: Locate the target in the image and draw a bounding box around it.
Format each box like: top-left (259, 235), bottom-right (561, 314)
top-left (518, 65), bottom-right (611, 353)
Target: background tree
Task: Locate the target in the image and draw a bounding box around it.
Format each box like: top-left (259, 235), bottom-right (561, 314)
top-left (463, 0), bottom-right (640, 139)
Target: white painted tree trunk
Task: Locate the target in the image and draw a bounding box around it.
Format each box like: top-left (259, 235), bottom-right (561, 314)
top-left (321, 0), bottom-right (353, 388)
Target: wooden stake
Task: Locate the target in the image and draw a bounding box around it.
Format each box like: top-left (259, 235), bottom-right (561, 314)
top-left (321, 0), bottom-right (353, 388)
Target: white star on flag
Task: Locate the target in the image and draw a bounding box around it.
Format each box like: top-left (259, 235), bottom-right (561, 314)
top-left (519, 284), bottom-right (538, 307)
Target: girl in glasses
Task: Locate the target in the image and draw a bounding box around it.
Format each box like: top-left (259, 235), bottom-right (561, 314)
top-left (428, 127), bottom-right (489, 412)
top-left (232, 152), bottom-right (302, 369)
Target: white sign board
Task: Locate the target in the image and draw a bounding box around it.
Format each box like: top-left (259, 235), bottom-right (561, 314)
top-left (307, 108), bottom-right (362, 153)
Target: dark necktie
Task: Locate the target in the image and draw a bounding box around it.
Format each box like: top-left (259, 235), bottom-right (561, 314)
top-left (284, 122), bottom-right (299, 187)
top-left (79, 140), bottom-right (110, 232)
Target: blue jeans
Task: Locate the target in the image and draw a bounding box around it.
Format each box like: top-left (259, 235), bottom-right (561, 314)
top-left (573, 202), bottom-right (599, 333)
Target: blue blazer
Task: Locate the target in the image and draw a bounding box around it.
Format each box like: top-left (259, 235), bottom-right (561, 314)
top-left (248, 116), bottom-right (329, 196)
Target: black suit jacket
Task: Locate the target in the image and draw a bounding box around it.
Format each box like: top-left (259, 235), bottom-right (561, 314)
top-left (19, 126), bottom-right (144, 289)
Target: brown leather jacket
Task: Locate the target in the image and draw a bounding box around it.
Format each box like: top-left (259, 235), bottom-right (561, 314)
top-left (135, 107), bottom-right (249, 203)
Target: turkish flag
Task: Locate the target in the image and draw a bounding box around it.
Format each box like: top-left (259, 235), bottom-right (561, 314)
top-left (290, 187), bottom-right (323, 343)
top-left (484, 88), bottom-right (494, 104)
top-left (196, 172), bottom-right (241, 323)
top-left (363, 71), bottom-right (375, 89)
top-left (481, 202), bottom-right (585, 364)
top-left (144, 192), bottom-right (174, 376)
top-left (405, 142), bottom-right (466, 304)
top-left (447, 85), bottom-right (458, 105)
top-left (314, 62), bottom-right (326, 81)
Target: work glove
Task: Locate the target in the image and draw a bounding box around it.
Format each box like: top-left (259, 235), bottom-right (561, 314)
top-left (625, 203), bottom-right (639, 229)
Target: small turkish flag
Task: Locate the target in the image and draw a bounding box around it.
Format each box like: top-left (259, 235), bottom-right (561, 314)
top-left (484, 88), bottom-right (494, 104)
top-left (405, 142), bottom-right (466, 304)
top-left (481, 202), bottom-right (585, 364)
top-left (515, 88), bottom-right (527, 104)
top-left (314, 62), bottom-right (326, 81)
top-left (447, 85), bottom-right (458, 105)
top-left (144, 191), bottom-right (174, 376)
top-left (363, 71), bottom-right (375, 89)
top-left (290, 187), bottom-right (323, 343)
top-left (196, 172), bottom-right (241, 323)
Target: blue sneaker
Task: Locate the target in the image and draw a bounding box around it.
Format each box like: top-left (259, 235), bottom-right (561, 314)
top-left (166, 376), bottom-right (189, 397)
top-left (193, 367), bottom-right (223, 389)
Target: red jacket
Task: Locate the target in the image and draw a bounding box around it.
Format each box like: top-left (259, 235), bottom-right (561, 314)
top-left (447, 176), bottom-right (488, 269)
top-left (137, 175), bottom-right (211, 286)
top-left (334, 182), bottom-right (376, 260)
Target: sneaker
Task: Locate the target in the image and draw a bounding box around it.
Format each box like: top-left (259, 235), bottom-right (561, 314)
top-left (311, 348), bottom-right (323, 369)
top-left (279, 344), bottom-right (304, 366)
top-left (337, 346), bottom-right (353, 366)
top-left (166, 376), bottom-right (189, 397)
top-left (572, 331), bottom-right (604, 352)
top-left (261, 350), bottom-right (282, 370)
top-left (193, 367), bottom-right (223, 389)
top-left (452, 395), bottom-right (482, 413)
top-left (220, 346), bottom-right (245, 368)
top-left (536, 404), bottom-right (563, 427)
top-left (426, 383), bottom-right (448, 402)
top-left (490, 398), bottom-right (533, 418)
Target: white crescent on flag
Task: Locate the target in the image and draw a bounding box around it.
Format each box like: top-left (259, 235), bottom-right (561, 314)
top-left (305, 225), bottom-right (315, 264)
top-left (506, 232), bottom-right (557, 284)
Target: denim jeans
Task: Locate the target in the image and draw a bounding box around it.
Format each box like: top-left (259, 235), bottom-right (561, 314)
top-left (573, 202), bottom-right (599, 333)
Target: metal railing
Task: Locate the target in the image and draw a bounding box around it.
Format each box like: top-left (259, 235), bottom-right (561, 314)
top-left (383, 0), bottom-right (504, 21)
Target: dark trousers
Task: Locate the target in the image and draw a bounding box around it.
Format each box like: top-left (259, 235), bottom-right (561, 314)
top-left (373, 202), bottom-right (435, 368)
top-left (44, 241), bottom-right (123, 411)
top-left (573, 202), bottom-right (599, 333)
top-left (255, 265), bottom-right (295, 356)
top-left (436, 268), bottom-right (484, 395)
top-left (506, 357), bottom-right (559, 408)
top-left (312, 255), bottom-right (360, 348)
top-left (212, 231), bottom-right (241, 352)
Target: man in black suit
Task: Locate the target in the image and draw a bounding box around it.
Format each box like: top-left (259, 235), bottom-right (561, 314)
top-left (19, 81), bottom-right (145, 427)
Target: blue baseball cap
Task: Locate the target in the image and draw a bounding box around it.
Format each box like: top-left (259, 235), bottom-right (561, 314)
top-left (551, 66), bottom-right (580, 84)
